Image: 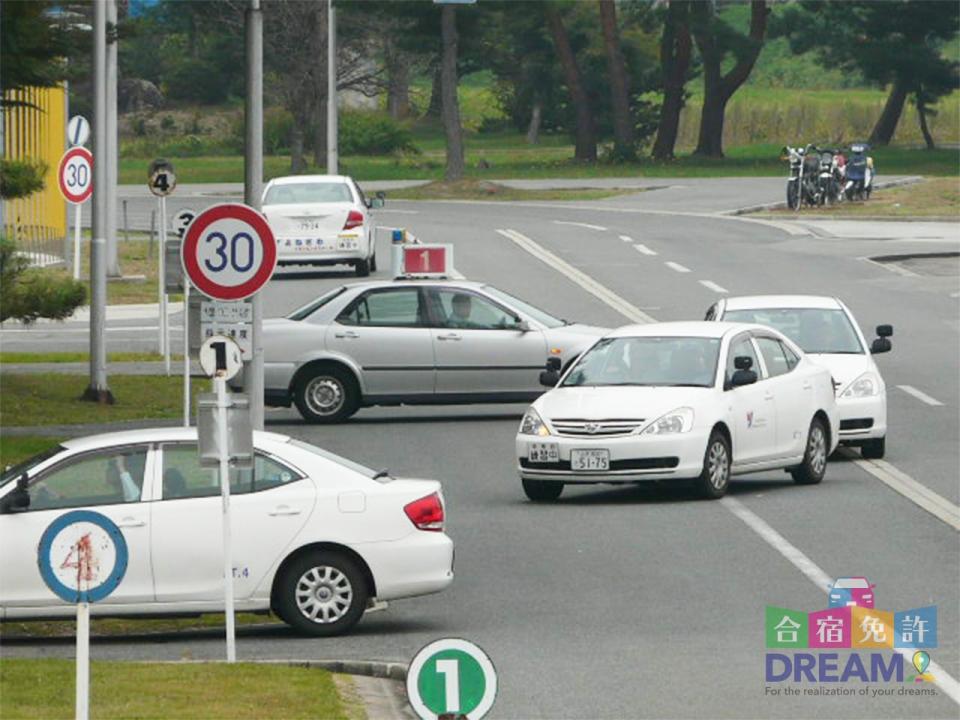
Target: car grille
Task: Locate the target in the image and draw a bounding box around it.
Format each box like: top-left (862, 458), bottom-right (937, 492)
top-left (520, 457), bottom-right (679, 471)
top-left (550, 419), bottom-right (645, 437)
top-left (840, 418), bottom-right (874, 431)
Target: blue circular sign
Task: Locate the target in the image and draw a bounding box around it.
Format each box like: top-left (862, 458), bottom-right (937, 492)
top-left (37, 510), bottom-right (128, 603)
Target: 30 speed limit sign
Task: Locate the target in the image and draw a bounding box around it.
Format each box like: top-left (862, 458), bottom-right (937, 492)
top-left (407, 638), bottom-right (498, 720)
top-left (181, 203), bottom-right (277, 300)
top-left (57, 147), bottom-right (93, 204)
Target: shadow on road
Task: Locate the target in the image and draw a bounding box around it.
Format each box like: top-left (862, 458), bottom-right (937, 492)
top-left (266, 412), bottom-right (522, 427)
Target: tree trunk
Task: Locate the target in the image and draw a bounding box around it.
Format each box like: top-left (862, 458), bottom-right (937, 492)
top-left (545, 5), bottom-right (597, 162)
top-left (290, 121), bottom-right (306, 173)
top-left (313, 98), bottom-right (327, 167)
top-left (652, 1), bottom-right (692, 160)
top-left (427, 64), bottom-right (443, 118)
top-left (869, 76), bottom-right (909, 147)
top-left (311, 3), bottom-right (328, 167)
top-left (598, 0), bottom-right (634, 160)
top-left (526, 100), bottom-right (543, 145)
top-left (440, 5), bottom-right (465, 181)
top-left (385, 39), bottom-right (410, 120)
top-left (917, 97), bottom-right (936, 150)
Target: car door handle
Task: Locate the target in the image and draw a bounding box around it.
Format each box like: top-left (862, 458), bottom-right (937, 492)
top-left (117, 517), bottom-right (145, 528)
top-left (437, 333), bottom-right (461, 341)
top-left (334, 331), bottom-right (359, 339)
top-left (802, 381), bottom-right (813, 390)
top-left (268, 505), bottom-right (302, 517)
top-left (764, 392), bottom-right (775, 401)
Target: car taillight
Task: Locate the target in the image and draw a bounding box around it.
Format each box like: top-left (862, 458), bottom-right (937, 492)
top-left (404, 492), bottom-right (444, 532)
top-left (343, 210), bottom-right (364, 230)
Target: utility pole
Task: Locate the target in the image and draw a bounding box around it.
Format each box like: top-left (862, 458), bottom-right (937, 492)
top-left (326, 0), bottom-right (338, 175)
top-left (245, 0), bottom-right (265, 430)
top-left (84, 0), bottom-right (113, 403)
top-left (105, 0), bottom-right (120, 277)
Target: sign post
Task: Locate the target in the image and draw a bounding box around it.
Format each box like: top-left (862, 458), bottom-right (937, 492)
top-left (57, 147), bottom-right (94, 280)
top-left (173, 209), bottom-right (196, 426)
top-left (148, 159), bottom-right (177, 374)
top-left (38, 510), bottom-right (128, 720)
top-left (406, 638), bottom-right (498, 720)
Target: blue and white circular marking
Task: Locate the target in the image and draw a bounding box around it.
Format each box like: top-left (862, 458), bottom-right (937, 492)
top-left (38, 510), bottom-right (128, 603)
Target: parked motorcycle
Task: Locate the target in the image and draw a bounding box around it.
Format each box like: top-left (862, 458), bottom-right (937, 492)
top-left (783, 145), bottom-right (821, 210)
top-left (845, 143), bottom-right (874, 200)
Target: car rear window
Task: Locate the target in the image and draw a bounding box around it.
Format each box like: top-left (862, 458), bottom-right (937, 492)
top-left (264, 182), bottom-right (353, 205)
top-left (724, 308), bottom-right (863, 354)
top-left (288, 439), bottom-right (391, 482)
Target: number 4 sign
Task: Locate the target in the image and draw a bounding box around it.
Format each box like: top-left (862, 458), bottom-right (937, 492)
top-left (406, 638), bottom-right (498, 720)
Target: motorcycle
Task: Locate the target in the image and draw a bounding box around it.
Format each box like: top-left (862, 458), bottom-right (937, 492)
top-left (845, 143), bottom-right (874, 200)
top-left (783, 144), bottom-right (821, 210)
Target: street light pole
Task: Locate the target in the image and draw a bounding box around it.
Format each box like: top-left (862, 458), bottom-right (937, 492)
top-left (105, 0), bottom-right (120, 277)
top-left (327, 0), bottom-right (338, 174)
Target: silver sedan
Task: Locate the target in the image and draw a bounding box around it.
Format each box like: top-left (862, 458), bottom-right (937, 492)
top-left (247, 280), bottom-right (608, 422)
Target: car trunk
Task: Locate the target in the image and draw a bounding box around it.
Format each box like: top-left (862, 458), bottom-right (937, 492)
top-left (264, 203), bottom-right (356, 239)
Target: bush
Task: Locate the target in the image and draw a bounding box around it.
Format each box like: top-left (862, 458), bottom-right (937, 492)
top-left (339, 112), bottom-right (418, 156)
top-left (0, 159), bottom-right (46, 200)
top-left (0, 237), bottom-right (86, 323)
top-left (164, 59), bottom-right (230, 105)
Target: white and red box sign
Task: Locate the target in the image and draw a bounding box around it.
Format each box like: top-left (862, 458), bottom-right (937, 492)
top-left (402, 244), bottom-right (452, 277)
top-left (57, 147), bottom-right (93, 204)
top-left (181, 203), bottom-right (277, 301)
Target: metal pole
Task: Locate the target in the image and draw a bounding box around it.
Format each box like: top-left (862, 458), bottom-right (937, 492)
top-left (183, 282), bottom-right (191, 426)
top-left (85, 0), bottom-right (111, 403)
top-left (160, 194), bottom-right (170, 373)
top-left (217, 376), bottom-right (237, 662)
top-left (105, 0), bottom-right (120, 277)
top-left (326, 0), bottom-right (338, 174)
top-left (245, 0), bottom-right (265, 431)
top-left (122, 199), bottom-right (129, 243)
top-left (73, 203), bottom-right (82, 280)
top-left (76, 602), bottom-right (90, 720)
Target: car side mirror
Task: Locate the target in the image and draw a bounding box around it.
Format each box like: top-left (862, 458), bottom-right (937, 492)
top-left (730, 369), bottom-right (758, 388)
top-left (734, 355), bottom-right (753, 371)
top-left (539, 370), bottom-right (560, 388)
top-left (0, 475), bottom-right (30, 514)
top-left (370, 197), bottom-right (385, 209)
top-left (545, 356), bottom-right (561, 372)
top-left (876, 324), bottom-right (893, 338)
top-left (515, 319), bottom-right (531, 332)
top-left (870, 337), bottom-right (891, 354)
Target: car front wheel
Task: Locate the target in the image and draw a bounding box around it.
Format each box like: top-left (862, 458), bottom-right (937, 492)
top-left (791, 417), bottom-right (828, 485)
top-left (696, 430), bottom-right (731, 499)
top-left (522, 478), bottom-right (563, 501)
top-left (275, 552), bottom-right (368, 636)
top-left (293, 365), bottom-right (359, 423)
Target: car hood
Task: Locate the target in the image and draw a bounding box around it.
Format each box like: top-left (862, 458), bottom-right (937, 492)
top-left (805, 353), bottom-right (876, 389)
top-left (534, 385), bottom-right (711, 424)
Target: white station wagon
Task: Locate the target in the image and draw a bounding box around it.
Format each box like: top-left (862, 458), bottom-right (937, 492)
top-left (516, 322), bottom-right (840, 500)
top-left (0, 429), bottom-right (453, 636)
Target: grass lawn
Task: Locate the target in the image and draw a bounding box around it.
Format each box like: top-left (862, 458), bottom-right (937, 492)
top-left (0, 613), bottom-right (281, 639)
top-left (761, 177), bottom-right (960, 218)
top-left (0, 352), bottom-right (178, 364)
top-left (0, 659), bottom-right (348, 720)
top-left (387, 179), bottom-right (637, 202)
top-left (0, 374), bottom-right (209, 427)
top-left (0, 435), bottom-right (66, 466)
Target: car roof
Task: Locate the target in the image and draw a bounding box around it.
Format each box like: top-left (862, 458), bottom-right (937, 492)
top-left (340, 279), bottom-right (488, 291)
top-left (60, 427), bottom-right (291, 453)
top-left (723, 295), bottom-right (842, 311)
top-left (606, 321), bottom-right (767, 339)
top-left (267, 175), bottom-right (352, 186)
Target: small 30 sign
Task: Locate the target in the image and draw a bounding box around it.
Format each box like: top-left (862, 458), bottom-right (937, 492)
top-left (57, 147), bottom-right (94, 205)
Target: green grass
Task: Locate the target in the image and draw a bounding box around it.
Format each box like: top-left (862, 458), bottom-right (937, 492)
top-left (0, 436), bottom-right (65, 466)
top-left (0, 374), bottom-right (209, 427)
top-left (0, 352), bottom-right (179, 364)
top-left (0, 659), bottom-right (347, 720)
top-left (388, 179), bottom-right (637, 202)
top-left (761, 177), bottom-right (960, 218)
top-left (1, 613), bottom-right (280, 639)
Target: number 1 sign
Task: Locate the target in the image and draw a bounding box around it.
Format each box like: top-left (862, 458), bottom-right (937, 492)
top-left (402, 244), bottom-right (452, 278)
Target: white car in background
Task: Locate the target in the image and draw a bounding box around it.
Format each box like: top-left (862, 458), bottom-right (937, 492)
top-left (0, 429), bottom-right (453, 636)
top-left (262, 174), bottom-right (383, 277)
top-left (516, 322), bottom-right (839, 501)
top-left (706, 295), bottom-right (891, 459)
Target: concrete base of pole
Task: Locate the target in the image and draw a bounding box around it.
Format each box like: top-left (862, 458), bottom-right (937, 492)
top-left (80, 386), bottom-right (116, 404)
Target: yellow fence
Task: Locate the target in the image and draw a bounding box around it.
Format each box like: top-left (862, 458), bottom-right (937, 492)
top-left (2, 84), bottom-right (67, 263)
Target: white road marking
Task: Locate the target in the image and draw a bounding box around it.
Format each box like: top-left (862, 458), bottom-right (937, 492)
top-left (496, 229), bottom-right (655, 324)
top-left (859, 256), bottom-right (919, 278)
top-left (699, 280), bottom-right (728, 294)
top-left (665, 261), bottom-right (691, 273)
top-left (378, 209), bottom-right (419, 214)
top-left (897, 384), bottom-right (944, 406)
top-left (633, 244), bottom-right (657, 256)
top-left (553, 221), bottom-right (607, 231)
top-left (721, 496), bottom-right (960, 706)
top-left (619, 234), bottom-right (634, 243)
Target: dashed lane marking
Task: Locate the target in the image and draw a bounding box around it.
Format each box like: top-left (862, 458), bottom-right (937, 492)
top-left (553, 221), bottom-right (607, 231)
top-left (699, 280), bottom-right (728, 294)
top-left (897, 385), bottom-right (944, 406)
top-left (665, 261), bottom-right (691, 273)
top-left (633, 244), bottom-right (657, 256)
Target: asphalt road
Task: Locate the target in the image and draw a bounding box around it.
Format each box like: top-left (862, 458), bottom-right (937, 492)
top-left (3, 182), bottom-right (959, 719)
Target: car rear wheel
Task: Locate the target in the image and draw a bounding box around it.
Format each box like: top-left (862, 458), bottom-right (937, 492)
top-left (696, 430), bottom-right (730, 499)
top-left (275, 552), bottom-right (368, 636)
top-left (293, 365), bottom-right (359, 423)
top-left (861, 437), bottom-right (885, 460)
top-left (522, 479), bottom-right (564, 502)
top-left (355, 258), bottom-right (371, 277)
top-left (791, 417), bottom-right (828, 485)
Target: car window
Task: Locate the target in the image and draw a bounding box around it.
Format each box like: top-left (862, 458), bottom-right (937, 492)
top-left (337, 289), bottom-right (422, 327)
top-left (723, 307), bottom-right (864, 354)
top-left (263, 182), bottom-right (353, 205)
top-left (1, 444), bottom-right (64, 488)
top-left (480, 285), bottom-right (565, 329)
top-left (27, 446), bottom-right (148, 511)
top-left (704, 304), bottom-right (717, 321)
top-left (755, 337), bottom-right (793, 377)
top-left (726, 336), bottom-right (762, 384)
top-left (287, 287), bottom-right (348, 321)
top-left (160, 445), bottom-right (302, 500)
top-left (782, 342), bottom-right (800, 370)
top-left (432, 289), bottom-right (519, 330)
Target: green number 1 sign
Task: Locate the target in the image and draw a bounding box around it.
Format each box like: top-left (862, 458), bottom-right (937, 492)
top-left (407, 638), bottom-right (498, 719)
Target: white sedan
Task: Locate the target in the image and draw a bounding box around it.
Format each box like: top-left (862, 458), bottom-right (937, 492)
top-left (0, 428), bottom-right (453, 636)
top-left (516, 322), bottom-right (839, 500)
top-left (706, 295), bottom-right (891, 459)
top-left (263, 174), bottom-right (382, 277)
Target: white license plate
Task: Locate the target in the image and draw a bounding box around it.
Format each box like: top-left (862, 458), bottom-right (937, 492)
top-left (528, 442), bottom-right (559, 464)
top-left (571, 449), bottom-right (610, 471)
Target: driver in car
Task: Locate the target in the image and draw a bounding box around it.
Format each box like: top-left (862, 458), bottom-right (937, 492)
top-left (448, 293), bottom-right (477, 329)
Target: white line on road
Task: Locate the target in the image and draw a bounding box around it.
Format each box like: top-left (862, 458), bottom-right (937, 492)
top-left (619, 234), bottom-right (634, 243)
top-left (699, 280), bottom-right (728, 294)
top-left (496, 229), bottom-right (655, 324)
top-left (665, 261), bottom-right (691, 273)
top-left (633, 244), bottom-right (658, 256)
top-left (379, 209), bottom-right (420, 214)
top-left (721, 496), bottom-right (960, 705)
top-left (553, 221), bottom-right (607, 231)
top-left (897, 384), bottom-right (944, 406)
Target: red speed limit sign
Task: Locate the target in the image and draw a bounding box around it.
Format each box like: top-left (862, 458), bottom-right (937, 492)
top-left (181, 203), bottom-right (277, 300)
top-left (57, 147), bottom-right (93, 204)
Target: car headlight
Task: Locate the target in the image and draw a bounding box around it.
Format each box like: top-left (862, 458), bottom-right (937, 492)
top-left (841, 373), bottom-right (880, 398)
top-left (519, 408), bottom-right (551, 437)
top-left (642, 407), bottom-right (694, 435)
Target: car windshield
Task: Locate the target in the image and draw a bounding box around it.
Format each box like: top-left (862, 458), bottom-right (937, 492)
top-left (563, 336), bottom-right (721, 388)
top-left (287, 287), bottom-right (348, 321)
top-left (724, 307), bottom-right (863, 354)
top-left (288, 439), bottom-right (390, 482)
top-left (264, 182), bottom-right (353, 205)
top-left (833, 578), bottom-right (868, 589)
top-left (481, 285), bottom-right (565, 329)
top-left (0, 445), bottom-right (64, 487)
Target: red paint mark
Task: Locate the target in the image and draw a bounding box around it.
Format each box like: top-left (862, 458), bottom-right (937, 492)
top-left (60, 532), bottom-right (99, 586)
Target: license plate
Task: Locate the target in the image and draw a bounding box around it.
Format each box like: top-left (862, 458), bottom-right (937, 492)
top-left (571, 449), bottom-right (610, 471)
top-left (528, 442), bottom-right (559, 464)
top-left (299, 220), bottom-right (323, 232)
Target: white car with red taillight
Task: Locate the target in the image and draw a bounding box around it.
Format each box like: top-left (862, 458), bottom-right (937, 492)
top-left (262, 174), bottom-right (383, 277)
top-left (0, 428), bottom-right (453, 636)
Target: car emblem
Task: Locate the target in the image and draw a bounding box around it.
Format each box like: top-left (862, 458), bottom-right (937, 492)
top-left (585, 422), bottom-right (600, 434)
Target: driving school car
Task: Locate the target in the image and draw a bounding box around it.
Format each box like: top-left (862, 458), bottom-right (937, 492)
top-left (516, 322), bottom-right (840, 501)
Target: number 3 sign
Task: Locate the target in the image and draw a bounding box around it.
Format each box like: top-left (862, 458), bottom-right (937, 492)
top-left (181, 203), bottom-right (277, 300)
